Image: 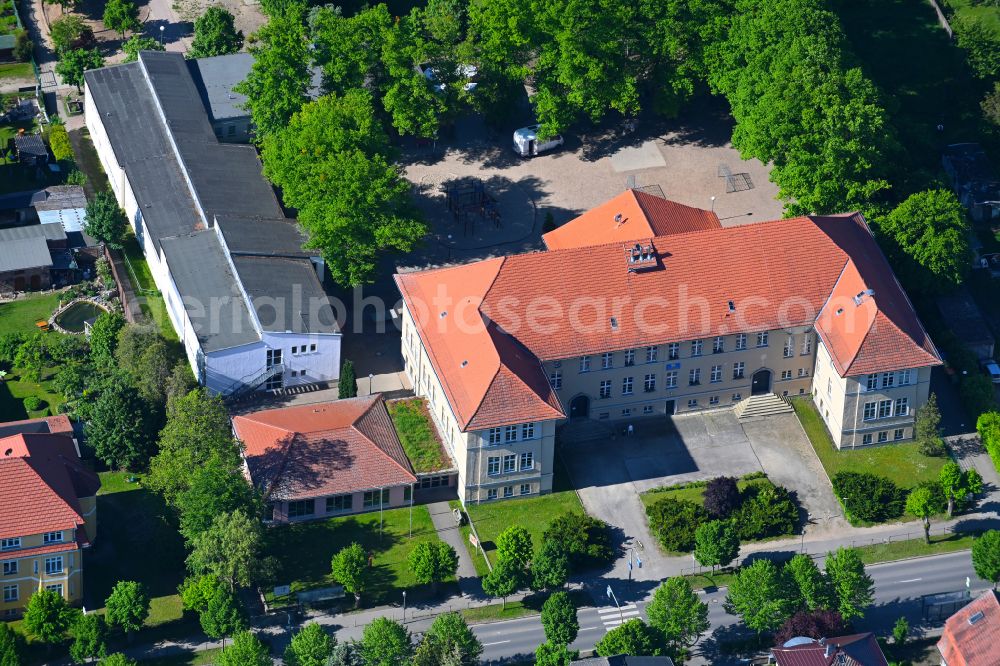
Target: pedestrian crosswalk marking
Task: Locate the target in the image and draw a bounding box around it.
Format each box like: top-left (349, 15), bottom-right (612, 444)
top-left (596, 604), bottom-right (640, 632)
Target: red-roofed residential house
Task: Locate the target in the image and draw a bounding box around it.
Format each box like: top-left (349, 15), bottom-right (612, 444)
top-left (395, 191), bottom-right (941, 504)
top-left (771, 633), bottom-right (889, 665)
top-left (937, 589), bottom-right (1000, 666)
top-left (0, 415), bottom-right (100, 618)
top-left (232, 395), bottom-right (418, 522)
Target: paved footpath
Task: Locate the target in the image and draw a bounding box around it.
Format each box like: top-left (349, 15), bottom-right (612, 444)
top-left (427, 501), bottom-right (483, 598)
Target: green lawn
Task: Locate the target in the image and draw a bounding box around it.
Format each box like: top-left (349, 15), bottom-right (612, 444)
top-left (0, 61), bottom-right (33, 81)
top-left (262, 505), bottom-right (447, 608)
top-left (943, 0), bottom-right (1000, 35)
top-left (0, 292), bottom-right (62, 335)
top-left (120, 235), bottom-right (179, 341)
top-left (639, 473), bottom-right (771, 510)
top-left (836, 0), bottom-right (993, 189)
top-left (122, 234), bottom-right (156, 292)
top-left (460, 589), bottom-right (590, 624)
top-left (0, 366), bottom-right (66, 421)
top-left (854, 532), bottom-right (976, 565)
top-left (792, 398), bottom-right (947, 489)
top-left (464, 459), bottom-right (585, 566)
top-left (387, 398), bottom-right (451, 472)
top-left (84, 473), bottom-right (189, 628)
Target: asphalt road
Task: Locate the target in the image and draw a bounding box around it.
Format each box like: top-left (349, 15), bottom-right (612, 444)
top-left (465, 550), bottom-right (988, 664)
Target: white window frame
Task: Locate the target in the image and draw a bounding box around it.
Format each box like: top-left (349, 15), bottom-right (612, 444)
top-left (2, 585), bottom-right (16, 602)
top-left (862, 433), bottom-right (873, 445)
top-left (894, 397), bottom-right (909, 417)
top-left (44, 557), bottom-right (63, 575)
top-left (691, 339), bottom-right (703, 356)
top-left (519, 451), bottom-right (533, 470)
top-left (487, 457), bottom-right (501, 476)
top-left (599, 380), bottom-right (612, 399)
top-left (712, 336), bottom-right (724, 353)
top-left (519, 484), bottom-right (531, 496)
top-left (687, 398), bottom-right (698, 408)
top-left (579, 356), bottom-right (591, 372)
top-left (689, 368), bottom-right (700, 386)
top-left (521, 423), bottom-right (535, 439)
top-left (622, 377), bottom-right (634, 395)
top-left (735, 333), bottom-right (747, 350)
top-left (503, 454), bottom-right (517, 473)
top-left (487, 488), bottom-right (498, 500)
top-left (801, 334), bottom-right (812, 355)
top-left (488, 428), bottom-right (501, 445)
top-left (667, 343), bottom-right (680, 360)
top-left (504, 425), bottom-right (517, 442)
top-left (709, 395), bottom-right (720, 406)
top-left (756, 331), bottom-right (769, 347)
top-left (881, 372), bottom-right (895, 389)
top-left (710, 365), bottom-right (722, 383)
top-left (549, 371), bottom-right (562, 389)
top-left (733, 362), bottom-right (745, 380)
top-left (866, 373), bottom-right (878, 391)
top-left (2, 561), bottom-right (16, 576)
top-left (878, 399), bottom-right (892, 419)
top-left (898, 369), bottom-right (911, 386)
top-left (645, 346), bottom-right (658, 363)
top-left (624, 349), bottom-right (635, 366)
top-left (863, 401), bottom-right (877, 421)
top-left (665, 371), bottom-right (677, 388)
top-left (0, 538), bottom-right (20, 551)
top-left (503, 486), bottom-right (514, 498)
top-left (894, 428), bottom-right (905, 441)
top-left (601, 352), bottom-right (613, 369)
top-left (644, 374), bottom-right (656, 392)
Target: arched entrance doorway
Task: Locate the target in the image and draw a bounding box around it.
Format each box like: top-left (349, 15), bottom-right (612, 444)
top-left (751, 368), bottom-right (772, 395)
top-left (569, 394), bottom-right (590, 419)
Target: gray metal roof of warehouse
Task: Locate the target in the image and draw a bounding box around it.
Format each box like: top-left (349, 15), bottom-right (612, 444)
top-left (0, 222), bottom-right (67, 243)
top-left (232, 255), bottom-right (340, 334)
top-left (0, 237), bottom-right (53, 273)
top-left (187, 53), bottom-right (253, 122)
top-left (159, 231), bottom-right (260, 352)
top-left (84, 51), bottom-right (340, 350)
top-left (34, 186), bottom-right (87, 212)
top-left (215, 215), bottom-right (310, 257)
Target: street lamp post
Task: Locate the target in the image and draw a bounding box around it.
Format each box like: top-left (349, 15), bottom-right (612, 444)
top-left (369, 373), bottom-right (374, 394)
top-left (159, 25), bottom-right (164, 46)
top-left (402, 590), bottom-right (407, 622)
top-left (710, 196), bottom-right (716, 212)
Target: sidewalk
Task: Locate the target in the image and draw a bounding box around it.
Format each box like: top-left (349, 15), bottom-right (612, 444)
top-left (426, 501), bottom-right (483, 598)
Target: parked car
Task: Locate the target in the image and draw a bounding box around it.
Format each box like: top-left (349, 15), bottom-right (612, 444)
top-left (984, 361), bottom-right (1000, 384)
top-left (512, 124), bottom-right (564, 157)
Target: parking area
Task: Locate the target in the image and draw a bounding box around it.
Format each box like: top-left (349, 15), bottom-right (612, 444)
top-left (399, 97), bottom-right (783, 271)
top-left (560, 409), bottom-right (846, 580)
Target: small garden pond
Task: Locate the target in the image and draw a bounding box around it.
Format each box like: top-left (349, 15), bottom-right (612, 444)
top-left (54, 301), bottom-right (107, 333)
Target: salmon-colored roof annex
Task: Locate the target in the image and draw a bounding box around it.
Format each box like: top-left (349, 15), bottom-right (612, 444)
top-left (396, 193), bottom-right (941, 431)
top-left (232, 395), bottom-right (417, 501)
top-left (0, 431), bottom-right (99, 541)
top-left (937, 590), bottom-right (1000, 666)
top-left (542, 189), bottom-right (721, 250)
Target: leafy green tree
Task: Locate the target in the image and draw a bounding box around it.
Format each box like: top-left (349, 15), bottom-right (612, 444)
top-left (785, 554), bottom-right (833, 612)
top-left (89, 311), bottom-right (126, 368)
top-left (84, 190), bottom-right (129, 249)
top-left (693, 520), bottom-right (739, 573)
top-left (983, 82), bottom-right (1000, 127)
top-left (176, 457), bottom-right (260, 542)
top-left (50, 15), bottom-right (93, 53)
top-left (534, 641), bottom-right (575, 666)
top-left (417, 613), bottom-right (481, 665)
top-left (13, 29), bottom-right (33, 62)
top-left (0, 622), bottom-right (22, 666)
top-left (149, 388), bottom-right (240, 503)
top-left (165, 363), bottom-right (197, 415)
top-left (703, 476), bottom-right (740, 519)
top-left (327, 642), bottom-right (363, 666)
top-left (541, 512), bottom-right (614, 570)
top-left (103, 0), bottom-right (140, 40)
top-left (540, 591), bottom-right (578, 645)
top-left (531, 538), bottom-right (569, 591)
top-left (260, 90), bottom-right (425, 286)
top-left (216, 631), bottom-right (272, 666)
top-left (23, 588), bottom-right (77, 646)
top-left (235, 4), bottom-right (312, 140)
top-left (70, 612), bottom-right (108, 663)
top-left (906, 485), bottom-right (944, 544)
top-left (972, 530), bottom-right (1000, 588)
top-left (85, 376), bottom-right (157, 470)
top-left (43, 0), bottom-right (81, 15)
top-left (14, 332), bottom-right (49, 382)
top-left (594, 619), bottom-right (661, 658)
top-left (940, 462), bottom-right (981, 517)
top-left (824, 547), bottom-right (874, 621)
top-left (407, 542), bottom-right (458, 594)
top-left (115, 326), bottom-right (175, 405)
top-left (200, 584), bottom-right (247, 644)
top-left (481, 558), bottom-right (522, 610)
top-left (189, 7), bottom-right (244, 58)
top-left (122, 35), bottom-right (163, 62)
top-left (285, 623), bottom-right (335, 666)
top-left (495, 525), bottom-right (533, 568)
top-left (331, 543), bottom-right (371, 606)
top-left (379, 11), bottom-right (448, 138)
top-left (877, 191), bottom-right (972, 296)
top-left (893, 616), bottom-right (909, 645)
top-left (360, 617), bottom-right (411, 666)
top-left (0, 624), bottom-right (22, 666)
top-left (339, 359), bottom-right (357, 398)
top-left (99, 655), bottom-right (136, 666)
top-left (954, 14), bottom-right (1000, 80)
top-left (309, 5), bottom-right (389, 98)
top-left (724, 559), bottom-right (797, 633)
top-left (646, 577), bottom-right (709, 657)
top-left (104, 581), bottom-right (150, 640)
top-left (186, 510), bottom-right (262, 590)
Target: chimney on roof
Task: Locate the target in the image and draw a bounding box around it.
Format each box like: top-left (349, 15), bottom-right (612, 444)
top-left (853, 288), bottom-right (875, 306)
top-left (614, 213), bottom-right (623, 227)
top-left (824, 642), bottom-right (834, 658)
top-left (3, 448), bottom-right (11, 457)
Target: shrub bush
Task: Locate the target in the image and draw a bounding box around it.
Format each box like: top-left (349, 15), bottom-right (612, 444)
top-left (978, 411), bottom-right (1000, 472)
top-left (0, 332), bottom-right (26, 364)
top-left (831, 472), bottom-right (906, 524)
top-left (732, 484), bottom-right (798, 540)
top-left (646, 497), bottom-right (707, 552)
top-left (22, 396), bottom-right (43, 412)
top-left (704, 476), bottom-right (740, 519)
top-left (48, 124), bottom-right (74, 163)
top-left (14, 30), bottom-right (33, 62)
top-left (542, 512), bottom-right (614, 571)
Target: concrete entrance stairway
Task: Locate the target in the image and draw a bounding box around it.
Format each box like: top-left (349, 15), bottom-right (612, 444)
top-left (734, 393), bottom-right (793, 421)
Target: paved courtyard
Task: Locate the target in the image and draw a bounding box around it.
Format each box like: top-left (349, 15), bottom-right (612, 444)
top-left (398, 97), bottom-right (783, 271)
top-left (560, 409), bottom-right (846, 582)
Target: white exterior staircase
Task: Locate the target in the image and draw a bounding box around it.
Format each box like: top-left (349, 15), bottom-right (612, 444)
top-left (734, 393), bottom-right (793, 421)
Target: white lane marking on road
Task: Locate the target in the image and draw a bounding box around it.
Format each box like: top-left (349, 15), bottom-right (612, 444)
top-left (482, 640), bottom-right (511, 646)
top-left (579, 626), bottom-right (601, 632)
top-left (898, 578), bottom-right (922, 583)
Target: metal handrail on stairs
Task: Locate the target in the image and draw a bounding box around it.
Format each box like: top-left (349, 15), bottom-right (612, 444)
top-left (223, 363), bottom-right (285, 400)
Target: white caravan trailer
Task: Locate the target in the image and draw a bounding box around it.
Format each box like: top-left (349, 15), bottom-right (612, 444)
top-left (512, 124), bottom-right (564, 157)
